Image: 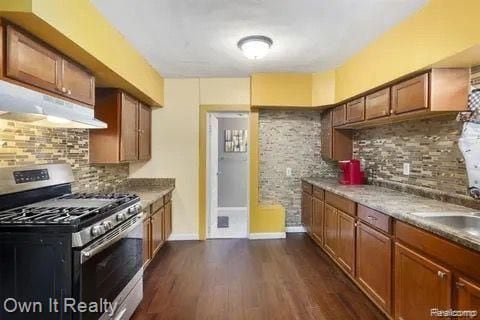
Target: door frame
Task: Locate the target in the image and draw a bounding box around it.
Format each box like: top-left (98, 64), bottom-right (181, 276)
top-left (199, 105), bottom-right (251, 240)
top-left (206, 112), bottom-right (249, 239)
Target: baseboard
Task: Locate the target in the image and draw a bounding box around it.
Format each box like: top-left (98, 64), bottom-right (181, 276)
top-left (285, 226), bottom-right (306, 233)
top-left (248, 232), bottom-right (286, 240)
top-left (168, 233), bottom-right (200, 241)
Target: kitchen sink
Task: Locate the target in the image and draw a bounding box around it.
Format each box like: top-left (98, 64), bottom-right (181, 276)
top-left (420, 215), bottom-right (480, 238)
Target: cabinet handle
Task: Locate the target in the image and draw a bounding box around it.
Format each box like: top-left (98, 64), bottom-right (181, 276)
top-left (367, 215), bottom-right (377, 221)
top-left (67, 89), bottom-right (72, 95)
top-left (456, 281), bottom-right (465, 288)
top-left (437, 271), bottom-right (446, 279)
top-left (61, 87), bottom-right (67, 93)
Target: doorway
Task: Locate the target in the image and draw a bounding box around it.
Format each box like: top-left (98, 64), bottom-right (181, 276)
top-left (207, 112), bottom-right (249, 238)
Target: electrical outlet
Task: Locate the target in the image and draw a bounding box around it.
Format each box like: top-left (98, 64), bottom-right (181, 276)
top-left (403, 163), bottom-right (410, 176)
top-left (286, 167), bottom-right (292, 177)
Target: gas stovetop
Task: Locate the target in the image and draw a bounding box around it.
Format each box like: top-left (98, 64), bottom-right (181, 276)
top-left (0, 192), bottom-right (139, 225)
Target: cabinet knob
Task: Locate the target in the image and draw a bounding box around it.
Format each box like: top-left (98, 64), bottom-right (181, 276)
top-left (67, 89), bottom-right (72, 95)
top-left (437, 271), bottom-right (446, 279)
top-left (61, 87), bottom-right (67, 93)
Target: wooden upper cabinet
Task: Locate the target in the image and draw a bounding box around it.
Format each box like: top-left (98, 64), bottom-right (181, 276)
top-left (392, 73), bottom-right (429, 115)
top-left (332, 105), bottom-right (346, 126)
top-left (138, 103), bottom-right (152, 161)
top-left (90, 89), bottom-right (152, 164)
top-left (60, 59), bottom-right (95, 106)
top-left (6, 24), bottom-right (62, 93)
top-left (321, 109), bottom-right (333, 160)
top-left (337, 210), bottom-right (355, 275)
top-left (346, 97), bottom-right (365, 123)
top-left (454, 276), bottom-right (480, 315)
top-left (324, 204), bottom-right (338, 257)
top-left (365, 88), bottom-right (390, 120)
top-left (395, 243), bottom-right (452, 320)
top-left (356, 222), bottom-right (392, 314)
top-left (4, 23), bottom-right (95, 106)
top-left (120, 93), bottom-right (139, 162)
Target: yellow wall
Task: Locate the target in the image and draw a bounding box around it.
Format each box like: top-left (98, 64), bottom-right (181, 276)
top-left (335, 0), bottom-right (480, 101)
top-left (251, 73), bottom-right (313, 107)
top-left (312, 70), bottom-right (336, 106)
top-left (200, 78), bottom-right (251, 105)
top-left (0, 0), bottom-right (164, 106)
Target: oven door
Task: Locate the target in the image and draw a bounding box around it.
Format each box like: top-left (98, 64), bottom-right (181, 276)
top-left (75, 214), bottom-right (143, 320)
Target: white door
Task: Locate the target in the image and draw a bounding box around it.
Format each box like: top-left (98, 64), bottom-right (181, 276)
top-left (207, 113), bottom-right (219, 238)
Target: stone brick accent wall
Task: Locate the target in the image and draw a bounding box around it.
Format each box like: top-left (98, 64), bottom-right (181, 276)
top-left (259, 110), bottom-right (337, 226)
top-left (0, 120), bottom-right (129, 192)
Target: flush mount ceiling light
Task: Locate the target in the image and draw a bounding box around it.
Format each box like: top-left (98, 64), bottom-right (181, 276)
top-left (237, 35), bottom-right (273, 60)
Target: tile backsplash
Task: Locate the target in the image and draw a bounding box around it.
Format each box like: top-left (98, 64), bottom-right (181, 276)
top-left (0, 119), bottom-right (129, 192)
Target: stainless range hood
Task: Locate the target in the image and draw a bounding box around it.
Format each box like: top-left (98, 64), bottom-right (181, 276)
top-left (0, 80), bottom-right (107, 129)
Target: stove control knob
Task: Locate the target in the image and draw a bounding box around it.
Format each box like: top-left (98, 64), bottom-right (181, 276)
top-left (116, 212), bottom-right (127, 222)
top-left (90, 225), bottom-right (105, 237)
top-left (134, 204), bottom-right (142, 213)
top-left (127, 207), bottom-right (136, 215)
top-left (101, 220), bottom-right (113, 230)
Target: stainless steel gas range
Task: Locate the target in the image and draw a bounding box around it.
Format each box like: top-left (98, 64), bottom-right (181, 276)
top-left (0, 164), bottom-right (144, 320)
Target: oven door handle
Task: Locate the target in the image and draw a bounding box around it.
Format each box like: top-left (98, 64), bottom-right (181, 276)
top-left (81, 214), bottom-right (143, 264)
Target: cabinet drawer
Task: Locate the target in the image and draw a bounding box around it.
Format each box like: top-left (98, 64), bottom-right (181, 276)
top-left (395, 221), bottom-right (480, 282)
top-left (332, 105), bottom-right (346, 126)
top-left (151, 198), bottom-right (164, 214)
top-left (365, 88), bottom-right (390, 120)
top-left (312, 186), bottom-right (324, 200)
top-left (358, 205), bottom-right (391, 234)
top-left (302, 181), bottom-right (313, 194)
top-left (346, 97), bottom-right (365, 123)
top-left (392, 73), bottom-right (429, 115)
top-left (325, 191), bottom-right (356, 216)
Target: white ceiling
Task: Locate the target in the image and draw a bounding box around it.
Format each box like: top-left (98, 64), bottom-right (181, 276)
top-left (92, 0), bottom-right (427, 78)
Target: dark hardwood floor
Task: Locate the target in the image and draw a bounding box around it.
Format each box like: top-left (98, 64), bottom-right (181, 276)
top-left (132, 234), bottom-right (387, 320)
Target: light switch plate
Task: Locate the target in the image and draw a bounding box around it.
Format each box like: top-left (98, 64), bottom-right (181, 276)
top-left (286, 167), bottom-right (292, 177)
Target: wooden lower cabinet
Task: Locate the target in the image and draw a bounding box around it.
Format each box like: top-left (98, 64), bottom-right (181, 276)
top-left (311, 197), bottom-right (324, 245)
top-left (356, 222), bottom-right (391, 313)
top-left (301, 191), bottom-right (313, 234)
top-left (163, 200), bottom-right (172, 241)
top-left (455, 276), bottom-right (480, 317)
top-left (142, 217), bottom-right (152, 266)
top-left (151, 207), bottom-right (165, 257)
top-left (394, 243), bottom-right (452, 320)
top-left (324, 203), bottom-right (338, 257)
top-left (337, 210), bottom-right (355, 275)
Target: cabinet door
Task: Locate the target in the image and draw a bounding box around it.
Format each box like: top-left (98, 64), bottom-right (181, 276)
top-left (60, 59), bottom-right (95, 105)
top-left (324, 204), bottom-right (338, 257)
top-left (164, 200), bottom-right (172, 240)
top-left (138, 104), bottom-right (152, 161)
top-left (312, 197), bottom-right (324, 245)
top-left (346, 97), bottom-right (365, 123)
top-left (142, 218), bottom-right (151, 265)
top-left (301, 192), bottom-right (312, 234)
top-left (151, 208), bottom-right (165, 256)
top-left (395, 243), bottom-right (451, 320)
top-left (356, 222), bottom-right (391, 314)
top-left (337, 210), bottom-right (355, 275)
top-left (392, 73), bottom-right (429, 115)
top-left (366, 88), bottom-right (390, 120)
top-left (332, 105), bottom-right (346, 126)
top-left (321, 109), bottom-right (333, 160)
top-left (6, 25), bottom-right (62, 93)
top-left (455, 277), bottom-right (480, 317)
top-left (120, 93), bottom-right (139, 162)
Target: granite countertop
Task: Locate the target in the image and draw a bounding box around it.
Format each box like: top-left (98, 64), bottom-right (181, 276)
top-left (118, 178), bottom-right (175, 209)
top-left (303, 177), bottom-right (480, 252)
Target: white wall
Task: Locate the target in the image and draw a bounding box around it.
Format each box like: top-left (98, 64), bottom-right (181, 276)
top-left (130, 77), bottom-right (250, 238)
